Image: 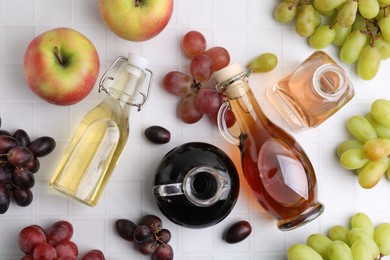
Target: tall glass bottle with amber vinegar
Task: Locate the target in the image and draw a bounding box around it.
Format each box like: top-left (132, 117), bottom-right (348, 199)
top-left (50, 53), bottom-right (153, 207)
top-left (214, 63), bottom-right (324, 230)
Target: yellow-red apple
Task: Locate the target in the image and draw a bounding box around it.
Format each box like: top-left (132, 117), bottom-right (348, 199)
top-left (23, 27), bottom-right (100, 106)
top-left (99, 0), bottom-right (174, 42)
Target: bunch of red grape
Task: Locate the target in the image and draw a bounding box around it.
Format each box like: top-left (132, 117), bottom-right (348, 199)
top-left (18, 220), bottom-right (105, 259)
top-left (163, 30), bottom-right (236, 127)
top-left (0, 116), bottom-right (56, 213)
top-left (115, 214), bottom-right (173, 260)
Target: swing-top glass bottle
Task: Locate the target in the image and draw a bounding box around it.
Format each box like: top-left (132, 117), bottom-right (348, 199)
top-left (50, 53), bottom-right (153, 207)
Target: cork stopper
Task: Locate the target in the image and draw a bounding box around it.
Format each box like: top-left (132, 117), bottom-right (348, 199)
top-left (213, 62), bottom-right (245, 84)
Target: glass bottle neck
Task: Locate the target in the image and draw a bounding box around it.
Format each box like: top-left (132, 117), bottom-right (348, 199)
top-left (216, 68), bottom-right (251, 100)
top-left (312, 63), bottom-right (348, 100)
top-left (105, 62), bottom-right (147, 105)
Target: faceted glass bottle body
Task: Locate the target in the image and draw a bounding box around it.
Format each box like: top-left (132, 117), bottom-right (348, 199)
top-left (267, 51), bottom-right (354, 131)
top-left (215, 64), bottom-right (324, 230)
top-left (50, 56), bottom-right (147, 206)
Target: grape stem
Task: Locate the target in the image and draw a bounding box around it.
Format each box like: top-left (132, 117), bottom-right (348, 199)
top-left (191, 79), bottom-right (202, 92)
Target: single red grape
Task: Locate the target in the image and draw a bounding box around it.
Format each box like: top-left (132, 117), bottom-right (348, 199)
top-left (205, 46), bottom-right (230, 72)
top-left (181, 31), bottom-right (207, 58)
top-left (33, 243), bottom-right (57, 260)
top-left (46, 220), bottom-right (74, 246)
top-left (81, 249), bottom-right (105, 260)
top-left (55, 240), bottom-right (78, 258)
top-left (190, 54), bottom-right (212, 82)
top-left (163, 71), bottom-right (193, 96)
top-left (178, 94), bottom-right (204, 124)
top-left (18, 225), bottom-right (47, 254)
top-left (194, 88), bottom-right (223, 115)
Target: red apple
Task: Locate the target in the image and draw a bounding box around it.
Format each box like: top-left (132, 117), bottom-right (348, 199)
top-left (99, 0), bottom-right (174, 42)
top-left (23, 27), bottom-right (100, 106)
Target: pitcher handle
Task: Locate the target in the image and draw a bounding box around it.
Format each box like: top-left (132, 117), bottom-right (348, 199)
top-left (217, 102), bottom-right (240, 146)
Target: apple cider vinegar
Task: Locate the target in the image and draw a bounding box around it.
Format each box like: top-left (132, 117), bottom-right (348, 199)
top-left (50, 53), bottom-right (153, 206)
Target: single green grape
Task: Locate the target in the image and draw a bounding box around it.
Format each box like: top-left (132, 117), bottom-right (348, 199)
top-left (357, 158), bottom-right (390, 189)
top-left (351, 240), bottom-right (373, 260)
top-left (274, 2), bottom-right (298, 23)
top-left (336, 0), bottom-right (358, 27)
top-left (340, 30), bottom-right (368, 64)
top-left (363, 138), bottom-right (390, 161)
top-left (371, 99), bottom-right (390, 128)
top-left (374, 222), bottom-right (390, 256)
top-left (375, 36), bottom-right (390, 60)
top-left (333, 23), bottom-right (352, 46)
top-left (327, 240), bottom-right (353, 260)
top-left (357, 45), bottom-right (381, 80)
top-left (352, 13), bottom-right (366, 31)
top-left (287, 244), bottom-right (323, 260)
top-left (378, 16), bottom-right (390, 42)
top-left (313, 0), bottom-right (346, 12)
top-left (378, 0), bottom-right (390, 6)
top-left (350, 212), bottom-right (374, 237)
top-left (336, 139), bottom-right (364, 158)
top-left (306, 233), bottom-right (332, 259)
top-left (328, 225), bottom-right (350, 245)
top-left (247, 53), bottom-right (278, 73)
top-left (358, 0), bottom-right (380, 19)
top-left (348, 228), bottom-right (380, 258)
top-left (340, 148), bottom-right (369, 170)
top-left (346, 115), bottom-right (377, 143)
top-left (309, 25), bottom-right (336, 49)
top-left (295, 4), bottom-right (317, 37)
top-left (365, 112), bottom-right (390, 138)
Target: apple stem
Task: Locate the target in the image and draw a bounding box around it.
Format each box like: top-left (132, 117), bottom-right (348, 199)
top-left (54, 46), bottom-right (64, 65)
top-left (135, 0), bottom-right (141, 7)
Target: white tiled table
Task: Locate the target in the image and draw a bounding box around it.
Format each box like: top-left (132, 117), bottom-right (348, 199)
top-left (1, 0), bottom-right (390, 259)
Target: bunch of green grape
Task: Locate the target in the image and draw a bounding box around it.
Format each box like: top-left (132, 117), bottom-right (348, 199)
top-left (273, 0), bottom-right (390, 80)
top-left (287, 212), bottom-right (390, 260)
top-left (337, 99), bottom-right (390, 189)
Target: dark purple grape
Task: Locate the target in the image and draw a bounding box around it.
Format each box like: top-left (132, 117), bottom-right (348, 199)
top-left (152, 244), bottom-right (174, 260)
top-left (12, 168), bottom-right (35, 189)
top-left (13, 129), bottom-right (31, 147)
top-left (23, 158), bottom-right (40, 174)
top-left (7, 146), bottom-right (34, 166)
top-left (13, 188), bottom-right (33, 207)
top-left (28, 136), bottom-right (56, 157)
top-left (0, 164), bottom-right (13, 185)
top-left (115, 219), bottom-right (137, 242)
top-left (156, 229), bottom-right (171, 244)
top-left (223, 220), bottom-right (252, 244)
top-left (133, 225), bottom-right (153, 243)
top-left (0, 135), bottom-right (20, 153)
top-left (0, 185), bottom-right (10, 214)
top-left (137, 240), bottom-right (158, 255)
top-left (0, 130), bottom-right (11, 136)
top-left (144, 126), bottom-right (171, 144)
top-left (138, 215), bottom-right (163, 234)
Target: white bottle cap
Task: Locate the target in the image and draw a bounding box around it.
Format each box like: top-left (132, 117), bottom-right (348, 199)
top-left (213, 62), bottom-right (245, 84)
top-left (128, 52), bottom-right (149, 69)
